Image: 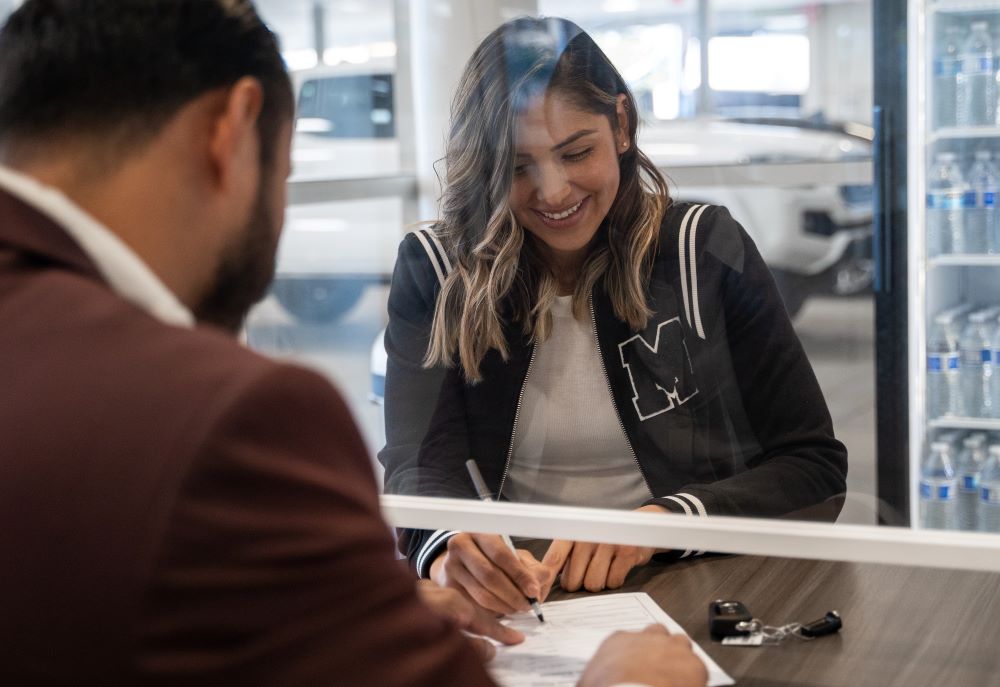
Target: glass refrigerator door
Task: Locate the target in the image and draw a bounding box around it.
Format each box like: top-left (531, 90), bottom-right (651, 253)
top-left (912, 0), bottom-right (1000, 531)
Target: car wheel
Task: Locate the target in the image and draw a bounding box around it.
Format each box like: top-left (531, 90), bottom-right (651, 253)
top-left (769, 269), bottom-right (808, 320)
top-left (271, 278), bottom-right (366, 323)
top-left (832, 258), bottom-right (874, 296)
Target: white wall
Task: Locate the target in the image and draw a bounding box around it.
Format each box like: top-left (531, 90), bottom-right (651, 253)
top-left (806, 1), bottom-right (873, 124)
top-left (400, 0), bottom-right (538, 218)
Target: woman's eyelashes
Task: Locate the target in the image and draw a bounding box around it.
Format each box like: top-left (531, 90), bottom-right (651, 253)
top-left (512, 148), bottom-right (594, 177)
top-left (562, 147), bottom-right (592, 163)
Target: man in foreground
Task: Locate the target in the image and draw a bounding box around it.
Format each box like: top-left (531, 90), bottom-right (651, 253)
top-left (0, 1), bottom-right (707, 685)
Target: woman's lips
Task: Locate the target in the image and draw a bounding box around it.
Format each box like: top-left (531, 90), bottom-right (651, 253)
top-left (532, 196), bottom-right (588, 228)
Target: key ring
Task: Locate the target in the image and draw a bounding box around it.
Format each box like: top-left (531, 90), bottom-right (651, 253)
top-left (736, 620), bottom-right (814, 644)
top-left (714, 601), bottom-right (842, 646)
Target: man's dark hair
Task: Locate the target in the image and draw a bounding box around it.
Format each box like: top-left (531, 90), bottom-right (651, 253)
top-left (0, 0), bottom-right (293, 166)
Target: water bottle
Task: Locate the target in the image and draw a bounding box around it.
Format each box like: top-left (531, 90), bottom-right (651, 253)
top-left (927, 152), bottom-right (967, 255)
top-left (959, 308), bottom-right (997, 416)
top-left (934, 429), bottom-right (963, 454)
top-left (946, 302), bottom-right (975, 343)
top-left (990, 315), bottom-right (1000, 417)
top-left (966, 150), bottom-right (999, 254)
top-left (920, 441), bottom-right (957, 529)
top-left (981, 314), bottom-right (997, 417)
top-left (955, 434), bottom-right (986, 530)
top-left (934, 25), bottom-right (964, 128)
top-left (956, 21), bottom-right (997, 127)
top-left (978, 445), bottom-right (1000, 532)
top-left (928, 313), bottom-right (962, 417)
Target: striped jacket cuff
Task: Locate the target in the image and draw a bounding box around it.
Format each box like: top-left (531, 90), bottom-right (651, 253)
top-left (415, 529), bottom-right (460, 578)
top-left (645, 492), bottom-right (708, 558)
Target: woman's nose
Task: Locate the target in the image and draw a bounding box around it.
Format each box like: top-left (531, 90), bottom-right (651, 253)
top-left (533, 163), bottom-right (572, 207)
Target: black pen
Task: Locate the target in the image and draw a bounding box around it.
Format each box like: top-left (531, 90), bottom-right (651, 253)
top-left (464, 459), bottom-right (545, 623)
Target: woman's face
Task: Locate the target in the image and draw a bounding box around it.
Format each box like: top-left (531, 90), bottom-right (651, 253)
top-left (509, 91), bottom-right (628, 270)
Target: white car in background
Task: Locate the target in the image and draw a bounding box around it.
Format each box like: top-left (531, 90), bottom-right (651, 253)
top-left (642, 117), bottom-right (873, 317)
top-left (274, 65), bottom-right (872, 322)
top-left (271, 62), bottom-right (401, 322)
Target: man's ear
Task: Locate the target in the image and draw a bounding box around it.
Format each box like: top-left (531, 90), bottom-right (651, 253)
top-left (208, 76), bottom-right (264, 193)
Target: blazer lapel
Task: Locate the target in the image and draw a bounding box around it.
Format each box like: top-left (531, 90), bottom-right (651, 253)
top-left (0, 187), bottom-right (104, 282)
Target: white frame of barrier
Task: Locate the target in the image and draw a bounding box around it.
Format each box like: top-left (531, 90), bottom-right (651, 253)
top-left (381, 494), bottom-right (1000, 572)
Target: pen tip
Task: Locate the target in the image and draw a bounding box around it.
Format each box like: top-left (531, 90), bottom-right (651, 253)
top-left (538, 613), bottom-right (545, 623)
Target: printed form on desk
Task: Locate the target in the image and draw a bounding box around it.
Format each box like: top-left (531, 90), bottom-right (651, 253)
top-left (489, 592), bottom-right (733, 687)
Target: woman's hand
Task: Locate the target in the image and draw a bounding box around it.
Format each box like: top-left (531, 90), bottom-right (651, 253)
top-left (428, 532), bottom-right (558, 615)
top-left (543, 540), bottom-right (656, 592)
top-left (542, 504), bottom-right (669, 592)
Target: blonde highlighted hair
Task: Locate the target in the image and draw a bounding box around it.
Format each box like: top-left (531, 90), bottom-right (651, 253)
top-left (426, 16), bottom-right (670, 382)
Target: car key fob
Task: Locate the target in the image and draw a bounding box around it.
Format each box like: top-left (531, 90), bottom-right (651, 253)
top-left (709, 599), bottom-right (754, 639)
top-left (799, 610), bottom-right (842, 637)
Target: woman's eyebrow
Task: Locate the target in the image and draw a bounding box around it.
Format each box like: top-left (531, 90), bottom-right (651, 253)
top-left (515, 129), bottom-right (599, 158)
top-left (552, 129), bottom-right (597, 151)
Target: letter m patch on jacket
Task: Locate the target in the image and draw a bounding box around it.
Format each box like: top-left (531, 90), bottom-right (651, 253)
top-left (618, 318), bottom-right (698, 421)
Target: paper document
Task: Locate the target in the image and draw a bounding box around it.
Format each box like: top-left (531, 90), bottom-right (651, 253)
top-left (488, 592), bottom-right (733, 687)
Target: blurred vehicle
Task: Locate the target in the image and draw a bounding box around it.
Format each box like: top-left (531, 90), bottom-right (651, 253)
top-left (641, 117), bottom-right (873, 318)
top-left (276, 62), bottom-right (872, 322)
top-left (289, 60), bottom-right (399, 179)
top-left (271, 60), bottom-right (401, 323)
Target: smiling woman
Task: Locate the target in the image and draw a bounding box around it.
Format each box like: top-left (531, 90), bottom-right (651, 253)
top-left (509, 97), bottom-right (624, 291)
top-left (423, 17), bottom-right (667, 382)
top-left (378, 16), bottom-right (848, 616)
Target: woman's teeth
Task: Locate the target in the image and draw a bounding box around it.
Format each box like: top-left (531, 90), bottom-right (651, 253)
top-left (541, 200), bottom-right (582, 220)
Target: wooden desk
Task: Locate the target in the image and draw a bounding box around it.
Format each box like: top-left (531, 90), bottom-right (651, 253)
top-left (539, 552), bottom-right (1000, 686)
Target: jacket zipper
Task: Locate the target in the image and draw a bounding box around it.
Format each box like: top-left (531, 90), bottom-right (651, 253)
top-left (589, 294), bottom-right (651, 494)
top-left (498, 343), bottom-right (537, 498)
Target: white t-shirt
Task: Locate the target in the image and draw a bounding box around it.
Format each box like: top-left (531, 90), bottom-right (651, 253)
top-left (504, 295), bottom-right (651, 508)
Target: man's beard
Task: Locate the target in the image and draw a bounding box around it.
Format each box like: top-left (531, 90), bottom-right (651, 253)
top-left (193, 176), bottom-right (281, 333)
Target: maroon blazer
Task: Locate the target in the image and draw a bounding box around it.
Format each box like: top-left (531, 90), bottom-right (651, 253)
top-left (0, 188), bottom-right (495, 686)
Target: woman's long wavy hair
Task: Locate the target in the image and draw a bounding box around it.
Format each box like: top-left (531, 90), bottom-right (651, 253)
top-left (426, 16), bottom-right (670, 382)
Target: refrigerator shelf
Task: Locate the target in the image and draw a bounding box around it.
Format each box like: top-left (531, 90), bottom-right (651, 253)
top-left (928, 416), bottom-right (1000, 430)
top-left (931, 0), bottom-right (1000, 13)
top-left (929, 127), bottom-right (1000, 143)
top-left (929, 255), bottom-right (1000, 266)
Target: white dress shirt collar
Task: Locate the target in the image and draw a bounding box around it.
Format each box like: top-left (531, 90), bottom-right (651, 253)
top-left (0, 164), bottom-right (194, 328)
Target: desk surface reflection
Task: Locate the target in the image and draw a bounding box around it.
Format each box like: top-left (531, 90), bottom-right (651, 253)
top-left (522, 543), bottom-right (1000, 687)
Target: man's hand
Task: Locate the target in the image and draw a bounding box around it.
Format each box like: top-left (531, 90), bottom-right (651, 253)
top-left (579, 625), bottom-right (708, 687)
top-left (429, 532), bottom-right (557, 615)
top-left (542, 505), bottom-right (668, 592)
top-left (415, 580), bottom-right (524, 662)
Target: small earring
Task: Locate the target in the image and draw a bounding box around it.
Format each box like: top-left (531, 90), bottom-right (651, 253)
top-left (621, 140), bottom-right (629, 150)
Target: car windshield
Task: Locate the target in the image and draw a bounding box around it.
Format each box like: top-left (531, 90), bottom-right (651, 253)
top-left (296, 73), bottom-right (396, 139)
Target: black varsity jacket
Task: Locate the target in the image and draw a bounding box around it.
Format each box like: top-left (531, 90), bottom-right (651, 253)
top-left (378, 202), bottom-right (848, 577)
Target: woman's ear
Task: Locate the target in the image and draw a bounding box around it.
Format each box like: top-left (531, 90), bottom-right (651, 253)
top-left (615, 93), bottom-right (630, 151)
